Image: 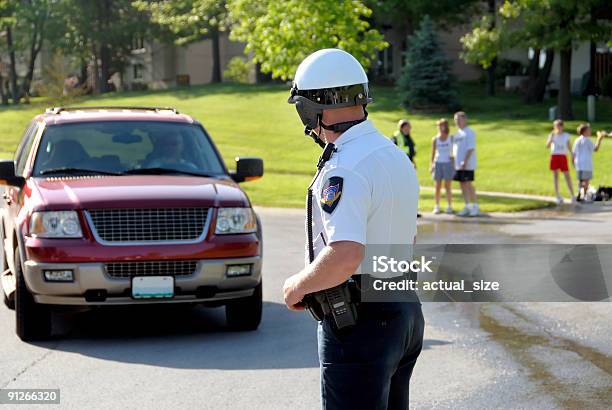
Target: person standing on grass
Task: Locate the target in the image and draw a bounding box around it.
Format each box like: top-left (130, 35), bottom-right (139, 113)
top-left (572, 123), bottom-right (604, 202)
top-left (546, 119), bottom-right (576, 204)
top-left (430, 118), bottom-right (454, 214)
top-left (392, 119), bottom-right (422, 218)
top-left (452, 111), bottom-right (478, 217)
top-left (392, 119), bottom-right (417, 166)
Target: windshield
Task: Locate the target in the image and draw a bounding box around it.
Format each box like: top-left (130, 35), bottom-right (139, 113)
top-left (32, 121), bottom-right (226, 177)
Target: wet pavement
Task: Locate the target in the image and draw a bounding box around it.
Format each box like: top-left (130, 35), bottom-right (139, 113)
top-left (0, 205), bottom-right (610, 409)
top-left (413, 203), bottom-right (612, 409)
top-left (418, 201), bottom-right (612, 244)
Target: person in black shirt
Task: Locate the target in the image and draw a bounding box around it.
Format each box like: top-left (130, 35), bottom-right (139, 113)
top-left (392, 119), bottom-right (416, 164)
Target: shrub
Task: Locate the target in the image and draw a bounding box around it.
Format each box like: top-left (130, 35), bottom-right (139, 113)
top-left (223, 57), bottom-right (253, 84)
top-left (396, 16), bottom-right (457, 111)
top-left (36, 52), bottom-right (88, 105)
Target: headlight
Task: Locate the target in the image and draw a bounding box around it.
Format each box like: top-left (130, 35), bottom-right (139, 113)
top-left (215, 208), bottom-right (257, 234)
top-left (30, 211), bottom-right (83, 238)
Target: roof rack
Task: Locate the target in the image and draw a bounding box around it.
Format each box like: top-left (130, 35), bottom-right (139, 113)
top-left (45, 106), bottom-right (179, 115)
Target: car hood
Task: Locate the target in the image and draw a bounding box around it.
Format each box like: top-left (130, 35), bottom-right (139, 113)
top-left (27, 175), bottom-right (250, 210)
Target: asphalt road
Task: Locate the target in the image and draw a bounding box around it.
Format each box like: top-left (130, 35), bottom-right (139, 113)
top-left (0, 206), bottom-right (611, 409)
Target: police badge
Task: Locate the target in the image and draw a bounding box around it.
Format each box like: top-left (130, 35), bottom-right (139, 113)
top-left (320, 176), bottom-right (343, 213)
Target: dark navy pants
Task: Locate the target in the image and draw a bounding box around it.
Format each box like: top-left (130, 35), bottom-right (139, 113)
top-left (317, 302), bottom-right (424, 410)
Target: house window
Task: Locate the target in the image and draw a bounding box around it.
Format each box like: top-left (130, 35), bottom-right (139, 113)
top-left (375, 47), bottom-right (394, 78)
top-left (133, 64), bottom-right (144, 80)
top-left (131, 36), bottom-right (145, 51)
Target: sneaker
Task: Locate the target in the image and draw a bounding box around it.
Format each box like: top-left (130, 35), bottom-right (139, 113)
top-left (555, 195), bottom-right (563, 205)
top-left (457, 207), bottom-right (470, 217)
top-left (469, 204), bottom-right (479, 217)
top-left (445, 206), bottom-right (453, 214)
top-left (432, 205), bottom-right (441, 214)
top-left (570, 196), bottom-right (577, 204)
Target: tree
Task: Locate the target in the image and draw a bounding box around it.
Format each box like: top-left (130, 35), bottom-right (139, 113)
top-left (48, 0), bottom-right (151, 93)
top-left (461, 5), bottom-right (551, 102)
top-left (484, 0), bottom-right (498, 96)
top-left (368, 0), bottom-right (480, 31)
top-left (134, 0), bottom-right (228, 83)
top-left (523, 48), bottom-right (555, 103)
top-left (461, 0), bottom-right (611, 119)
top-left (0, 1), bottom-right (60, 102)
top-left (397, 16), bottom-right (457, 111)
top-left (0, 0), bottom-right (19, 103)
top-left (15, 0), bottom-right (52, 98)
top-left (228, 0), bottom-right (388, 80)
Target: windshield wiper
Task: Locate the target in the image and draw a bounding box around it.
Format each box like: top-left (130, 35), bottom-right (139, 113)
top-left (39, 167), bottom-right (122, 176)
top-left (123, 167), bottom-right (213, 178)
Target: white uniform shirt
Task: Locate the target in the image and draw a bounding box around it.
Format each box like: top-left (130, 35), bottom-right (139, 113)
top-left (308, 120), bottom-right (419, 276)
top-left (434, 135), bottom-right (453, 163)
top-left (572, 136), bottom-right (594, 171)
top-left (453, 126), bottom-right (476, 170)
top-left (550, 132), bottom-right (570, 155)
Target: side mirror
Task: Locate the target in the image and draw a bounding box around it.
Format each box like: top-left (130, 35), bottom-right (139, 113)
top-left (0, 159), bottom-right (25, 187)
top-left (231, 157), bottom-right (263, 183)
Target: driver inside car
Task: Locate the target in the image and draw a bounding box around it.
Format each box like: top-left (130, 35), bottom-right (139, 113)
top-left (144, 131), bottom-right (197, 170)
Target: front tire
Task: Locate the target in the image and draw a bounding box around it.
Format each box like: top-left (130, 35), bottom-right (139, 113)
top-left (15, 250), bottom-right (51, 341)
top-left (225, 282), bottom-right (262, 331)
top-left (0, 223), bottom-right (13, 310)
top-left (2, 288), bottom-right (14, 310)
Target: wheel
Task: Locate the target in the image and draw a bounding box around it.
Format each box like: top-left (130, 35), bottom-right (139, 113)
top-left (225, 282), bottom-right (262, 331)
top-left (0, 225), bottom-right (14, 310)
top-left (2, 288), bottom-right (14, 310)
top-left (14, 250), bottom-right (51, 341)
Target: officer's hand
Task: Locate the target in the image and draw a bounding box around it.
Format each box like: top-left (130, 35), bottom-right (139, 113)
top-left (283, 274), bottom-right (306, 311)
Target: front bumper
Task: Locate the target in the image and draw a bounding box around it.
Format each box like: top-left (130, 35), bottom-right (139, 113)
top-left (23, 256), bottom-right (261, 305)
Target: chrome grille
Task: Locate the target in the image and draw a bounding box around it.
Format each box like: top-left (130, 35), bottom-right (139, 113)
top-left (87, 208), bottom-right (209, 243)
top-left (105, 260), bottom-right (198, 278)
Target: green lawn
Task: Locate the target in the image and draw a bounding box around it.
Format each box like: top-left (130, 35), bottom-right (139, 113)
top-left (1, 82), bottom-right (610, 212)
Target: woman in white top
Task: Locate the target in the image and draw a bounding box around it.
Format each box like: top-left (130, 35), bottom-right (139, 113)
top-left (429, 119), bottom-right (454, 214)
top-left (546, 119), bottom-right (575, 204)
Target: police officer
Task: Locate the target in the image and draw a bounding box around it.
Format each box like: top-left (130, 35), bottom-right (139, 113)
top-left (283, 49), bottom-right (424, 409)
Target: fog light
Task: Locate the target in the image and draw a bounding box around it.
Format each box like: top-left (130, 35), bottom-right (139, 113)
top-left (43, 269), bottom-right (74, 282)
top-left (226, 264), bottom-right (251, 277)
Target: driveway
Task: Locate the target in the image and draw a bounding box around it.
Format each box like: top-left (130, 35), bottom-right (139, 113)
top-left (0, 205), bottom-right (610, 409)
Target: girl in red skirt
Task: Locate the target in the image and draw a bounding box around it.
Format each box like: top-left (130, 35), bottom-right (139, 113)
top-left (546, 119), bottom-right (576, 204)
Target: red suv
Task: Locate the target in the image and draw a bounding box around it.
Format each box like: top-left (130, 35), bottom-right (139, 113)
top-left (0, 106), bottom-right (264, 340)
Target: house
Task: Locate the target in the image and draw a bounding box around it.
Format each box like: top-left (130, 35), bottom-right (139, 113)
top-left (502, 42), bottom-right (612, 95)
top-left (120, 25), bottom-right (483, 91)
top-left (122, 34), bottom-right (252, 90)
top-left (372, 20), bottom-right (611, 96)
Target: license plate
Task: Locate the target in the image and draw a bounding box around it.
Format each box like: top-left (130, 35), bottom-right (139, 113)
top-left (132, 276), bottom-right (174, 299)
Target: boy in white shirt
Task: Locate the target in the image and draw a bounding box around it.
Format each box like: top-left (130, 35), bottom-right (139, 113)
top-left (452, 111), bottom-right (478, 216)
top-left (572, 123), bottom-right (604, 201)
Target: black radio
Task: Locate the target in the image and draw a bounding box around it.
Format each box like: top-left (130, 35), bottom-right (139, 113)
top-left (303, 143), bottom-right (358, 329)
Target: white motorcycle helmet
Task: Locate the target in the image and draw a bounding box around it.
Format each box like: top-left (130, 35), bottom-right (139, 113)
top-left (288, 48), bottom-right (372, 147)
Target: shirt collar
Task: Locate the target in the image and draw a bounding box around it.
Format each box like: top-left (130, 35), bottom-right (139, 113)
top-left (332, 120), bottom-right (376, 148)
